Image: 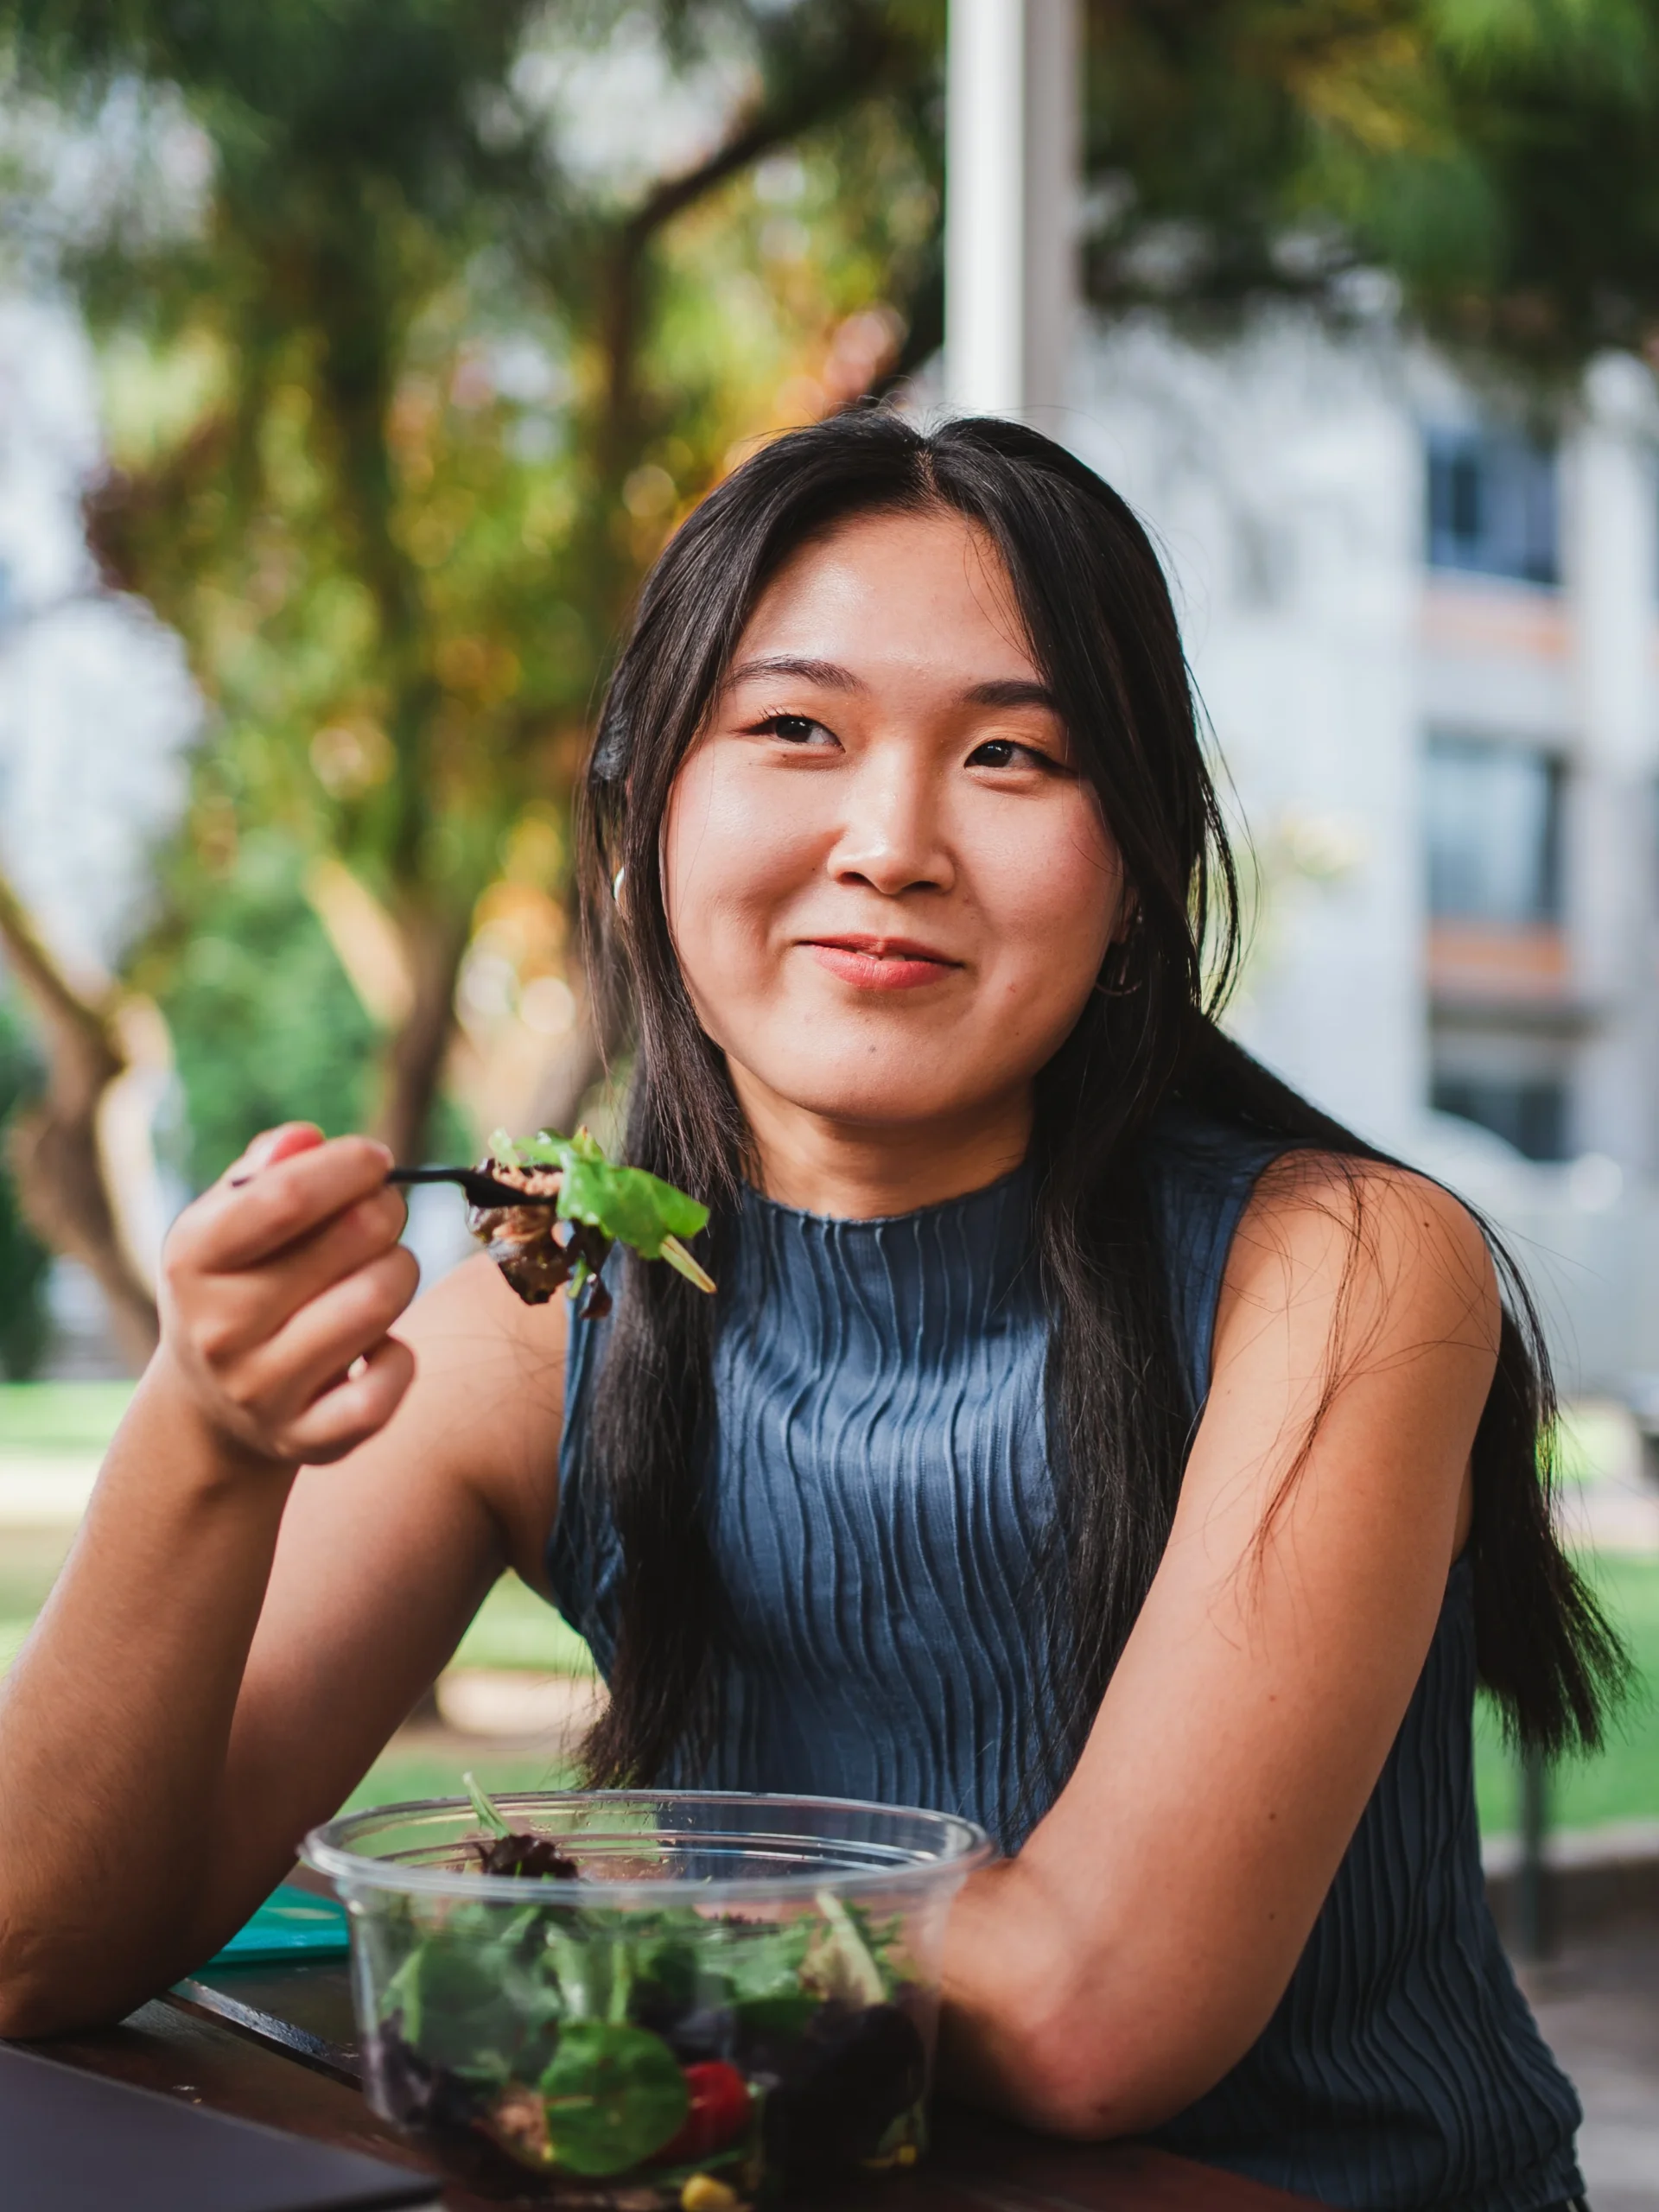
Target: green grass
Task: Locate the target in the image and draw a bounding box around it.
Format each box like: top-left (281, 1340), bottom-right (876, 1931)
top-left (340, 1744), bottom-right (580, 1815)
top-left (454, 1572), bottom-right (595, 1675)
top-left (1554, 1401), bottom-right (1629, 1488)
top-left (0, 1381), bottom-right (134, 1452)
top-left (0, 1525), bottom-right (73, 1622)
top-left (0, 1563), bottom-right (596, 1688)
top-left (1475, 1552), bottom-right (1659, 1838)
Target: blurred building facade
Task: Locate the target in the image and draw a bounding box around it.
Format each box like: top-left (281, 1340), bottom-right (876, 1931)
top-left (1053, 314), bottom-right (1659, 1393)
top-left (1064, 318), bottom-right (1659, 1184)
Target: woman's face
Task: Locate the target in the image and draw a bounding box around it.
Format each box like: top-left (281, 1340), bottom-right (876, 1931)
top-left (662, 507), bottom-right (1126, 1141)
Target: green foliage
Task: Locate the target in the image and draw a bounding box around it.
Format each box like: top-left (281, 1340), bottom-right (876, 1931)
top-left (0, 995), bottom-right (49, 1378)
top-left (1081, 1), bottom-right (1659, 372)
top-left (0, 0), bottom-right (943, 1159)
top-left (153, 832), bottom-right (379, 1185)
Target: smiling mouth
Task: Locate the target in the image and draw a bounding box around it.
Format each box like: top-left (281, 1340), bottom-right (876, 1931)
top-left (801, 937), bottom-right (962, 991)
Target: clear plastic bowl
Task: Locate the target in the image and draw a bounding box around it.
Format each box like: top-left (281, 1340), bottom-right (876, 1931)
top-left (302, 1790), bottom-right (993, 2207)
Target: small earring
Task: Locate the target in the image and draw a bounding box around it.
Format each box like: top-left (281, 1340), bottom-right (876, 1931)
top-left (612, 865), bottom-right (626, 906)
top-left (1095, 939), bottom-right (1141, 998)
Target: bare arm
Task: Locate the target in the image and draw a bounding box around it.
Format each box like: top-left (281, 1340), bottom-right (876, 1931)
top-left (939, 1160), bottom-right (1497, 2135)
top-left (0, 1126), bottom-right (567, 2036)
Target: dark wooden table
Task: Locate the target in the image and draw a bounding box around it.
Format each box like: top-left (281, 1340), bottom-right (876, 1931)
top-left (35, 1960), bottom-right (1321, 2211)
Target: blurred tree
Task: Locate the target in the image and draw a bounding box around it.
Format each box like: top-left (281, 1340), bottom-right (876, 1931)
top-left (1080, 0), bottom-right (1659, 373)
top-left (2, 0), bottom-right (942, 1210)
top-left (0, 872), bottom-right (159, 1367)
top-left (149, 833), bottom-right (381, 1188)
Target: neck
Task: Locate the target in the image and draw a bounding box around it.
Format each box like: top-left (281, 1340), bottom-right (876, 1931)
top-left (728, 1067), bottom-right (1033, 1219)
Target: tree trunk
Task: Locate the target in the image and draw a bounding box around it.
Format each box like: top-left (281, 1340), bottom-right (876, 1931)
top-left (0, 874), bottom-right (159, 1371)
top-left (372, 901), bottom-right (474, 1164)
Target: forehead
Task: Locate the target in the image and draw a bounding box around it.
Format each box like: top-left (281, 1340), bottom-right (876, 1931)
top-left (731, 506), bottom-right (1039, 683)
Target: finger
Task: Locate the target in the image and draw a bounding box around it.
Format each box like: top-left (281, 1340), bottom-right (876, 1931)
top-left (193, 1136), bottom-right (396, 1272)
top-left (194, 1187), bottom-right (411, 1357)
top-left (282, 1335), bottom-right (418, 1465)
top-left (226, 1122), bottom-right (325, 1185)
top-left (238, 1245), bottom-right (422, 1419)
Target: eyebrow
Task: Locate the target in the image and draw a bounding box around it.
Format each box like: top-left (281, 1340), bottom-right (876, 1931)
top-left (723, 656), bottom-right (1058, 712)
top-left (725, 655), bottom-right (864, 692)
top-left (962, 677), bottom-right (1058, 711)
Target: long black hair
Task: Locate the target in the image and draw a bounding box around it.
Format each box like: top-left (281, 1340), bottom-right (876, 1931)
top-left (575, 408), bottom-right (1625, 1790)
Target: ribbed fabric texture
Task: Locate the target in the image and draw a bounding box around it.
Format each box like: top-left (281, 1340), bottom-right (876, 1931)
top-left (548, 1112), bottom-right (1584, 2211)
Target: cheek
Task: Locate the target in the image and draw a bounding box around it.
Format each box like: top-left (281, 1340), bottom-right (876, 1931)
top-left (662, 751), bottom-right (812, 985)
top-left (976, 797), bottom-right (1123, 1011)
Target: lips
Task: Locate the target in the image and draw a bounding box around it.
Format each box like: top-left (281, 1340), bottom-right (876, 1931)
top-left (801, 935), bottom-right (961, 992)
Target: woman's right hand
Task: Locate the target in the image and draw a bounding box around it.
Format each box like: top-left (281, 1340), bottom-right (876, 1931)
top-left (157, 1122), bottom-right (421, 1471)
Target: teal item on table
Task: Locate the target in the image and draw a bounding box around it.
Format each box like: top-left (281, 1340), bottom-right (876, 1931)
top-left (208, 1882), bottom-right (350, 1966)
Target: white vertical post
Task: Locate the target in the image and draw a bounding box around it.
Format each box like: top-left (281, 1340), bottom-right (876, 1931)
top-left (1567, 355), bottom-right (1659, 1167)
top-left (1021, 0), bottom-right (1080, 416)
top-left (945, 0), bottom-right (1079, 420)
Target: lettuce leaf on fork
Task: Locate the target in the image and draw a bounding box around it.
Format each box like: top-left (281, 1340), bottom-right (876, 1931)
top-left (488, 1127), bottom-right (714, 1292)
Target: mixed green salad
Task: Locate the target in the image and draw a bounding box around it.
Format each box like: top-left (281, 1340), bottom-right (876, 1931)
top-left (468, 1128), bottom-right (714, 1320)
top-left (363, 1782), bottom-right (928, 2206)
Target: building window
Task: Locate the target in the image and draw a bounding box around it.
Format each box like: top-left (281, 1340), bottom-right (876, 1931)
top-left (1427, 428), bottom-right (1559, 586)
top-left (1431, 1074), bottom-right (1569, 1162)
top-left (1426, 736), bottom-right (1562, 925)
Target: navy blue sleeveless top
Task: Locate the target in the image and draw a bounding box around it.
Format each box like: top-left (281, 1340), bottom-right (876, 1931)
top-left (548, 1110), bottom-right (1584, 2211)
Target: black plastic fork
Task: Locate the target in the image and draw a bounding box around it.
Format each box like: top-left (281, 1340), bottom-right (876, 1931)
top-left (388, 1165), bottom-right (561, 1210)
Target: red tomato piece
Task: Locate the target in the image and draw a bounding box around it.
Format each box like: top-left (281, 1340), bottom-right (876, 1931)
top-left (657, 2061), bottom-right (753, 2163)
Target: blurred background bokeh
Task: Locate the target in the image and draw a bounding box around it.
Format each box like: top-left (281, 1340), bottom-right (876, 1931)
top-left (2, 4), bottom-right (1658, 2194)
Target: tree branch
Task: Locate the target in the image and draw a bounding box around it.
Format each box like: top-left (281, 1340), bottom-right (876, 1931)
top-left (0, 872), bottom-right (160, 1370)
top-left (624, 13), bottom-right (912, 249)
top-left (592, 12), bottom-right (917, 527)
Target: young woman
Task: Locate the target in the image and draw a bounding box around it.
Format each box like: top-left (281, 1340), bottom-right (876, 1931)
top-left (0, 414), bottom-right (1618, 2210)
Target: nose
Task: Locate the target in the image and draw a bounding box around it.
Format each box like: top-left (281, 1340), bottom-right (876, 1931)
top-left (825, 747), bottom-right (954, 897)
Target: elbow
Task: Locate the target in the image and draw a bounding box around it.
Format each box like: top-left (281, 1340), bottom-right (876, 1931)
top-left (0, 1918), bottom-right (153, 2042)
top-left (0, 1954), bottom-right (90, 2041)
top-left (940, 1866), bottom-right (1267, 2143)
top-left (985, 1997), bottom-right (1143, 2140)
top-left (0, 1923), bottom-right (67, 2039)
top-left (0, 1957), bottom-right (118, 2041)
top-left (0, 1986), bottom-right (74, 2041)
top-left (950, 1955), bottom-right (1221, 2143)
top-left (0, 1972), bottom-right (144, 2042)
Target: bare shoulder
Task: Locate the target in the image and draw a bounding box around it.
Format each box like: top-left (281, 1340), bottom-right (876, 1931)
top-left (392, 1251), bottom-right (570, 1586)
top-left (400, 1247), bottom-right (569, 1367)
top-left (1214, 1150), bottom-right (1500, 1377)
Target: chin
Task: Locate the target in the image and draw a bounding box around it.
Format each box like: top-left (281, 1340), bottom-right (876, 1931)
top-left (748, 1060), bottom-right (998, 1130)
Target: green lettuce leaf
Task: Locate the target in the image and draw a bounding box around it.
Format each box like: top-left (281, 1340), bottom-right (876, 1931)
top-left (487, 1126), bottom-right (713, 1288)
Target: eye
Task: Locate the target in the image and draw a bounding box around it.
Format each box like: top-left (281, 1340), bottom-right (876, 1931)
top-left (750, 711), bottom-right (836, 747)
top-left (967, 736), bottom-right (1050, 771)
